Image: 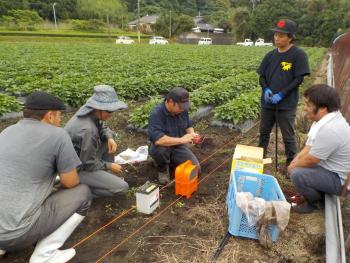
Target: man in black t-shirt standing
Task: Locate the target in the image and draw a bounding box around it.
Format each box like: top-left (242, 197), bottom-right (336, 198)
top-left (257, 19), bottom-right (310, 169)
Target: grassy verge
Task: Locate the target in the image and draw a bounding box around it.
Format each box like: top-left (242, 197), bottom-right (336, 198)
top-left (0, 29), bottom-right (149, 39)
top-left (0, 35), bottom-right (151, 44)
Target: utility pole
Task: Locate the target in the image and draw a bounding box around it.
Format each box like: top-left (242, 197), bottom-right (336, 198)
top-left (52, 2), bottom-right (57, 30)
top-left (107, 14), bottom-right (111, 39)
top-left (250, 0), bottom-right (260, 11)
top-left (137, 0), bottom-right (140, 44)
top-left (169, 9), bottom-right (172, 39)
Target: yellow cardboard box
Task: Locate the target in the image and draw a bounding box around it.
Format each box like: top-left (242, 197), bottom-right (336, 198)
top-left (231, 144), bottom-right (271, 174)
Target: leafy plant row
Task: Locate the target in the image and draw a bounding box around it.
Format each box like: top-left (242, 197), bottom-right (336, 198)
top-left (128, 97), bottom-right (162, 129)
top-left (0, 43), bottom-right (325, 120)
top-left (0, 94), bottom-right (22, 116)
top-left (128, 86), bottom-right (261, 129)
top-left (190, 70), bottom-right (259, 111)
top-left (0, 43), bottom-right (269, 108)
top-left (128, 71), bottom-right (260, 128)
top-left (213, 89), bottom-right (261, 125)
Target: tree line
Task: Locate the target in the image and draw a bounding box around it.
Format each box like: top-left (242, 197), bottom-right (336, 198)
top-left (0, 0), bottom-right (349, 46)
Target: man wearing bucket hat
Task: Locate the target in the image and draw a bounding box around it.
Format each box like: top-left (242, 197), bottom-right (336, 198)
top-left (0, 91), bottom-right (92, 263)
top-left (65, 85), bottom-right (129, 197)
top-left (257, 19), bottom-right (310, 171)
top-left (148, 87), bottom-right (201, 185)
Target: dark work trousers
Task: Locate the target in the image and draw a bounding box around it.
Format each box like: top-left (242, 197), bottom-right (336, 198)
top-left (258, 107), bottom-right (297, 164)
top-left (149, 143), bottom-right (201, 174)
top-left (290, 166), bottom-right (342, 203)
top-left (0, 184), bottom-right (92, 251)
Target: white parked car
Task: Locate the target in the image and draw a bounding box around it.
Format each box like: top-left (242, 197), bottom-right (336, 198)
top-left (149, 36), bottom-right (169, 45)
top-left (198, 37), bottom-right (212, 45)
top-left (236, 38), bottom-right (254, 46)
top-left (255, 38), bottom-right (273, 46)
top-left (116, 36), bottom-right (134, 44)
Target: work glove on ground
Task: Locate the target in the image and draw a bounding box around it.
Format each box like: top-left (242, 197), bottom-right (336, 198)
top-left (263, 88), bottom-right (273, 103)
top-left (271, 92), bottom-right (284, 104)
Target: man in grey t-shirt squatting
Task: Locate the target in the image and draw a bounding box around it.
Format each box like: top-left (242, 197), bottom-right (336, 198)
top-left (288, 85), bottom-right (350, 213)
top-left (0, 91), bottom-right (92, 263)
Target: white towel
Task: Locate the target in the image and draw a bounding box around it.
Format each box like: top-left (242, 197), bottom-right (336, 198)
top-left (307, 111), bottom-right (339, 145)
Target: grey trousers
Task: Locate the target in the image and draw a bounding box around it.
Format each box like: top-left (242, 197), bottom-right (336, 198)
top-left (149, 143), bottom-right (201, 173)
top-left (78, 141), bottom-right (129, 197)
top-left (290, 165), bottom-right (343, 202)
top-left (79, 170), bottom-right (129, 197)
top-left (0, 184), bottom-right (92, 251)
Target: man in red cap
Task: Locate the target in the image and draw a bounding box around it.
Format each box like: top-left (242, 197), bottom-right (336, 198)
top-left (257, 19), bottom-right (310, 171)
top-left (148, 87), bottom-right (200, 184)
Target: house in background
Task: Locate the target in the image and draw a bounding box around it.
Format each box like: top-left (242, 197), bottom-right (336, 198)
top-left (192, 14), bottom-right (224, 34)
top-left (128, 14), bottom-right (159, 34)
top-left (179, 13), bottom-right (231, 45)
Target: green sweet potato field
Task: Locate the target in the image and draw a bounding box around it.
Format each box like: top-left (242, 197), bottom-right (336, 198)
top-left (0, 42), bottom-right (325, 125)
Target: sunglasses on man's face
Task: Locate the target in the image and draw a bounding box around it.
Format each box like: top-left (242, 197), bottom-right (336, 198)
top-left (105, 110), bottom-right (114, 114)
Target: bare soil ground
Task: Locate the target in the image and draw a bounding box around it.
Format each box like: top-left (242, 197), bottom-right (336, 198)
top-left (0, 58), bottom-right (331, 263)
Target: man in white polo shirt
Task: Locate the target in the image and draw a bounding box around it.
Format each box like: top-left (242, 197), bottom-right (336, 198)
top-left (288, 84), bottom-right (350, 213)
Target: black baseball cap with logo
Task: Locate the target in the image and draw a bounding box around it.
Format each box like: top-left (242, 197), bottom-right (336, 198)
top-left (271, 19), bottom-right (297, 38)
top-left (166, 87), bottom-right (190, 111)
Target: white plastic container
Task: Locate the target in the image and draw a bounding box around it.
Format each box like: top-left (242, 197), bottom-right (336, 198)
top-left (136, 182), bottom-right (159, 214)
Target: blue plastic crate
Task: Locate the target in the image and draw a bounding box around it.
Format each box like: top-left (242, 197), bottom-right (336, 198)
top-left (226, 170), bottom-right (286, 242)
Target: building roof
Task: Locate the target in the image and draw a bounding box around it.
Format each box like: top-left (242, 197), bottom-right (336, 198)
top-left (192, 16), bottom-right (224, 32)
top-left (192, 16), bottom-right (217, 31)
top-left (128, 14), bottom-right (159, 25)
top-left (196, 23), bottom-right (215, 31)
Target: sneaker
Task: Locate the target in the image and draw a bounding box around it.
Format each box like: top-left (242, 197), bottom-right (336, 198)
top-left (292, 202), bottom-right (316, 214)
top-left (158, 171), bottom-right (170, 185)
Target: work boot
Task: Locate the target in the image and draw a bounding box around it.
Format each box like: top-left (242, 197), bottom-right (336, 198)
top-left (158, 169), bottom-right (170, 185)
top-left (29, 213), bottom-right (84, 263)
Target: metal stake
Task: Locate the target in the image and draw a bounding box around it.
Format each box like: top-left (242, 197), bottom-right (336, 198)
top-left (211, 232), bottom-right (231, 262)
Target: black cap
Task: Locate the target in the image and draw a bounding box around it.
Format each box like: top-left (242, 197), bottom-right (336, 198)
top-left (271, 19), bottom-right (297, 37)
top-left (166, 87), bottom-right (190, 111)
top-left (25, 91), bottom-right (66, 111)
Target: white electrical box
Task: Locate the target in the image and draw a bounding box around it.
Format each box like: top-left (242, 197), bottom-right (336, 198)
top-left (136, 182), bottom-right (159, 214)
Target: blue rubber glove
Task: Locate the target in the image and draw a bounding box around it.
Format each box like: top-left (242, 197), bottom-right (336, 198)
top-left (263, 88), bottom-right (273, 103)
top-left (271, 92), bottom-right (285, 104)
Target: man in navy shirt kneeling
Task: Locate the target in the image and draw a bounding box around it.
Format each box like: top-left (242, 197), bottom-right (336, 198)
top-left (148, 87), bottom-right (200, 184)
